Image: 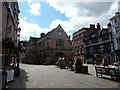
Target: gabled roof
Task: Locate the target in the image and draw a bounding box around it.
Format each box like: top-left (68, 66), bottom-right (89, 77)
top-left (109, 12), bottom-right (120, 20)
top-left (45, 24), bottom-right (64, 37)
top-left (30, 24), bottom-right (69, 44)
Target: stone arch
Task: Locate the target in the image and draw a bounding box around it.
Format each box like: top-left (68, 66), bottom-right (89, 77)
top-left (55, 52), bottom-right (65, 61)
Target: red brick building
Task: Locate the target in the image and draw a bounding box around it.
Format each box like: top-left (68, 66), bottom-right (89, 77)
top-left (72, 24), bottom-right (100, 62)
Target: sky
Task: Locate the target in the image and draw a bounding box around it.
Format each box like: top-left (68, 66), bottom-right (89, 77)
top-left (18, 0), bottom-right (119, 40)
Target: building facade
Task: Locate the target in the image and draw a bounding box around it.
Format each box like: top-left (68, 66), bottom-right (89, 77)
top-left (26, 25), bottom-right (72, 64)
top-left (72, 24), bottom-right (99, 62)
top-left (2, 2), bottom-right (20, 41)
top-left (83, 24), bottom-right (114, 64)
top-left (2, 2), bottom-right (20, 66)
top-left (25, 37), bottom-right (40, 64)
top-left (110, 12), bottom-right (120, 62)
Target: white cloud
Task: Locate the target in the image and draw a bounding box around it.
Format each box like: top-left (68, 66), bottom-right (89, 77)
top-left (19, 0), bottom-right (119, 40)
top-left (28, 2), bottom-right (41, 16)
top-left (19, 17), bottom-right (49, 40)
top-left (47, 0), bottom-right (119, 34)
top-left (19, 18), bottom-right (73, 40)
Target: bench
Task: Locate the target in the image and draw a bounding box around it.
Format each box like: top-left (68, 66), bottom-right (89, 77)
top-left (95, 66), bottom-right (120, 82)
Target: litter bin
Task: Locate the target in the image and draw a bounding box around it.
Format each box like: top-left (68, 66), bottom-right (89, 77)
top-left (83, 66), bottom-right (88, 74)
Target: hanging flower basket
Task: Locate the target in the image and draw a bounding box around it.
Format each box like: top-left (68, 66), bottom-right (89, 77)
top-left (2, 37), bottom-right (15, 49)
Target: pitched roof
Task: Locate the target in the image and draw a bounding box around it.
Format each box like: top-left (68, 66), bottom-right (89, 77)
top-left (45, 24), bottom-right (64, 37)
top-left (29, 36), bottom-right (40, 44)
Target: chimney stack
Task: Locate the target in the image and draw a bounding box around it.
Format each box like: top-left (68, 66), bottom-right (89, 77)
top-left (97, 23), bottom-right (101, 31)
top-left (68, 35), bottom-right (71, 40)
top-left (107, 22), bottom-right (111, 31)
top-left (41, 33), bottom-right (45, 38)
top-left (90, 24), bottom-right (95, 29)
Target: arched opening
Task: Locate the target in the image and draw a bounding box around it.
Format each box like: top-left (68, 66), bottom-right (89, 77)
top-left (50, 52), bottom-right (65, 64)
top-left (55, 52), bottom-right (65, 61)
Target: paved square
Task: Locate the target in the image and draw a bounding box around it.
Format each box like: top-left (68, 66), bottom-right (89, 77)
top-left (8, 64), bottom-right (119, 88)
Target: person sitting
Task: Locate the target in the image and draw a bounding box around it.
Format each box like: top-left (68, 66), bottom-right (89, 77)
top-left (102, 57), bottom-right (109, 67)
top-left (74, 58), bottom-right (83, 73)
top-left (112, 62), bottom-right (120, 81)
top-left (113, 62), bottom-right (120, 71)
top-left (68, 58), bottom-right (74, 71)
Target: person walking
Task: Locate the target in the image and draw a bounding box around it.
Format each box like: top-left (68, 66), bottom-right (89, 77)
top-left (74, 58), bottom-right (83, 73)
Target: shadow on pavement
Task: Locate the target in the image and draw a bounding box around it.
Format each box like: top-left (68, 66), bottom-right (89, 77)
top-left (100, 77), bottom-right (120, 82)
top-left (74, 72), bottom-right (92, 75)
top-left (8, 69), bottom-right (29, 88)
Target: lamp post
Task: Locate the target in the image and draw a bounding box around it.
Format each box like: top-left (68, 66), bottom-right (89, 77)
top-left (16, 27), bottom-right (21, 76)
top-left (16, 41), bottom-right (20, 76)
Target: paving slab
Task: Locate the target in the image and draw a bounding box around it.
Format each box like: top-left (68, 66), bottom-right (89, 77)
top-left (8, 64), bottom-right (119, 88)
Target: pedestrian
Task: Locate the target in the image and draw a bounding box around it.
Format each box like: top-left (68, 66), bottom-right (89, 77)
top-left (2, 66), bottom-right (8, 88)
top-left (74, 57), bottom-right (83, 73)
top-left (67, 58), bottom-right (74, 71)
top-left (102, 57), bottom-right (109, 67)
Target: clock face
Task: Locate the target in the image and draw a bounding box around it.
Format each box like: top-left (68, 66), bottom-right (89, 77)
top-left (58, 32), bottom-right (61, 35)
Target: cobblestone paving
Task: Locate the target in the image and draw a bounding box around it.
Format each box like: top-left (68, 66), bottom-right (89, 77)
top-left (8, 64), bottom-right (119, 88)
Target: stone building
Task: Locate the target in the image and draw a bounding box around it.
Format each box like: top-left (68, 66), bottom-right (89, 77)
top-left (26, 24), bottom-right (72, 64)
top-left (83, 24), bottom-right (114, 64)
top-left (25, 37), bottom-right (40, 64)
top-left (19, 40), bottom-right (29, 63)
top-left (109, 12), bottom-right (120, 62)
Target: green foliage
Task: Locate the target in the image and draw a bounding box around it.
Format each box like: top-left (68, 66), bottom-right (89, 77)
top-left (2, 37), bottom-right (24, 55)
top-left (2, 37), bottom-right (15, 49)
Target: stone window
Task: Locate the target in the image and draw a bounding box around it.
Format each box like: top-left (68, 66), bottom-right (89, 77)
top-left (56, 39), bottom-right (64, 47)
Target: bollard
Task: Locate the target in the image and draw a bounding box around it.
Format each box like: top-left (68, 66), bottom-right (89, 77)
top-left (2, 70), bottom-right (7, 89)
